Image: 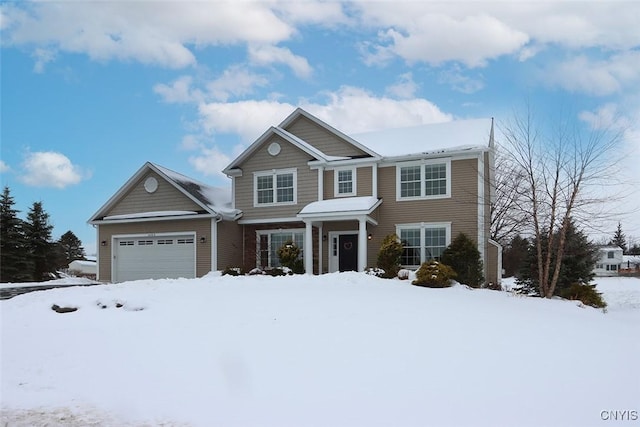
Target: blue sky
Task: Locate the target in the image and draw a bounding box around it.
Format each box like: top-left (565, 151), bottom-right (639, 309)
top-left (1, 1), bottom-right (639, 255)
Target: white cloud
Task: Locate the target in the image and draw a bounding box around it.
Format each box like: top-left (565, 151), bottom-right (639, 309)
top-left (197, 86), bottom-right (452, 144)
top-left (385, 73), bottom-right (419, 99)
top-left (154, 76), bottom-right (204, 104)
top-left (32, 47), bottom-right (56, 73)
top-left (0, 160), bottom-right (10, 173)
top-left (188, 146), bottom-right (232, 179)
top-left (206, 65), bottom-right (270, 102)
top-left (438, 65), bottom-right (485, 94)
top-left (2, 2), bottom-right (294, 68)
top-left (248, 44), bottom-right (313, 79)
top-left (355, 2), bottom-right (640, 74)
top-left (19, 151), bottom-right (87, 189)
top-left (543, 51), bottom-right (640, 96)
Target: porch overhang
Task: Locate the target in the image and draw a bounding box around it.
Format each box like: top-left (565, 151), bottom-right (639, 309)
top-left (297, 196), bottom-right (382, 274)
top-left (296, 196), bottom-right (381, 224)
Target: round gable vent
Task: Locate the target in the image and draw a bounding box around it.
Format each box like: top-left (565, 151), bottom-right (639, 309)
top-left (144, 177), bottom-right (158, 193)
top-left (267, 142), bottom-right (281, 156)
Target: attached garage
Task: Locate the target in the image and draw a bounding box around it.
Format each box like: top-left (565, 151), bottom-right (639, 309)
top-left (113, 234), bottom-right (196, 282)
top-left (88, 162), bottom-right (242, 283)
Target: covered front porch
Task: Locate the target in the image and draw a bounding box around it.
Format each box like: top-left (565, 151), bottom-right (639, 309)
top-left (298, 196), bottom-right (382, 274)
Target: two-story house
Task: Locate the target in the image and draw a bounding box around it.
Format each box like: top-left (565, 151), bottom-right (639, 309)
top-left (594, 245), bottom-right (624, 276)
top-left (89, 108), bottom-right (501, 284)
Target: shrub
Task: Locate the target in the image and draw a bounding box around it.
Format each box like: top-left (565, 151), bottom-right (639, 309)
top-left (365, 267), bottom-right (385, 278)
top-left (376, 234), bottom-right (403, 279)
top-left (412, 261), bottom-right (457, 288)
top-left (277, 240), bottom-right (304, 274)
top-left (440, 233), bottom-right (483, 288)
top-left (222, 267), bottom-right (243, 276)
top-left (268, 267), bottom-right (288, 276)
top-left (557, 283), bottom-right (607, 309)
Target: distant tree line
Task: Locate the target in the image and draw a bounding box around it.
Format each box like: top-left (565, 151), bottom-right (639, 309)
top-left (0, 186), bottom-right (86, 283)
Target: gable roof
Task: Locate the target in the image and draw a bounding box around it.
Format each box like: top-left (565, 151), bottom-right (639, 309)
top-left (279, 108), bottom-right (380, 158)
top-left (352, 118), bottom-right (494, 160)
top-left (223, 108), bottom-right (382, 175)
top-left (88, 162), bottom-right (240, 224)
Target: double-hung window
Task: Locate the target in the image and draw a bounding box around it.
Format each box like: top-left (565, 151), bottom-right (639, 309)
top-left (397, 223), bottom-right (451, 268)
top-left (257, 230), bottom-right (304, 268)
top-left (397, 159), bottom-right (451, 200)
top-left (254, 169), bottom-right (297, 206)
top-left (334, 167), bottom-right (356, 197)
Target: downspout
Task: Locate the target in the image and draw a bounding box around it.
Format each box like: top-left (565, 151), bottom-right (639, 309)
top-left (478, 152), bottom-right (486, 282)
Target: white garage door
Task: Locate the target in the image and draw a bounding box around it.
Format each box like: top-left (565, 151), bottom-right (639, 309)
top-left (114, 235), bottom-right (196, 282)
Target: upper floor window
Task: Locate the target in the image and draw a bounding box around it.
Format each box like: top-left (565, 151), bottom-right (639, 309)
top-left (397, 159), bottom-right (451, 200)
top-left (334, 167), bottom-right (356, 197)
top-left (254, 168), bottom-right (297, 206)
top-left (607, 251), bottom-right (615, 259)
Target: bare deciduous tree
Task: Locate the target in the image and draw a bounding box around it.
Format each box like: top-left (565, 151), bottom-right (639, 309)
top-left (500, 104), bottom-right (623, 298)
top-left (490, 144), bottom-right (526, 245)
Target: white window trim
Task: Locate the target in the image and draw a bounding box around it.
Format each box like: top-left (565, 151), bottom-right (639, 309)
top-left (253, 168), bottom-right (297, 207)
top-left (396, 222), bottom-right (452, 267)
top-left (256, 228), bottom-right (305, 268)
top-left (334, 166), bottom-right (357, 197)
top-left (396, 158), bottom-right (451, 201)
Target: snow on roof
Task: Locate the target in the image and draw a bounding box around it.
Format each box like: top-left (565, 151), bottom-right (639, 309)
top-left (298, 196), bottom-right (381, 216)
top-left (152, 163), bottom-right (240, 220)
top-left (352, 118), bottom-right (492, 158)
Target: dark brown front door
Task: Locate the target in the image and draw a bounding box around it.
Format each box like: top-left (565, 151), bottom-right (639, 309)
top-left (338, 234), bottom-right (358, 271)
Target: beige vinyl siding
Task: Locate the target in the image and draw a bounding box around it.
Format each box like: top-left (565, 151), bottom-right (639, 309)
top-left (323, 166), bottom-right (373, 199)
top-left (97, 218), bottom-right (212, 282)
top-left (374, 158), bottom-right (481, 250)
top-left (486, 242), bottom-right (499, 284)
top-left (107, 171), bottom-right (201, 217)
top-left (217, 220), bottom-right (243, 271)
top-left (284, 116), bottom-right (370, 157)
top-left (235, 134), bottom-right (318, 220)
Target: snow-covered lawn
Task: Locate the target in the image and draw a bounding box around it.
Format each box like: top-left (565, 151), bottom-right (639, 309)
top-left (1, 273), bottom-right (639, 427)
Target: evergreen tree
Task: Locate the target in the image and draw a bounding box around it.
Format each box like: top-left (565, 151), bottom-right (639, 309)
top-left (609, 222), bottom-right (628, 254)
top-left (0, 186), bottom-right (32, 282)
top-left (502, 235), bottom-right (529, 277)
top-left (440, 233), bottom-right (484, 288)
top-left (517, 220), bottom-right (597, 296)
top-left (24, 201), bottom-right (56, 281)
top-left (57, 230), bottom-right (86, 267)
top-left (376, 234), bottom-right (403, 278)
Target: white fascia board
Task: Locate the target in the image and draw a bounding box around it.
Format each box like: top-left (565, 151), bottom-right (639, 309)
top-left (309, 157), bottom-right (381, 170)
top-left (237, 217), bottom-right (301, 225)
top-left (89, 213), bottom-right (217, 225)
top-left (297, 212), bottom-right (378, 226)
top-left (378, 149), bottom-right (487, 167)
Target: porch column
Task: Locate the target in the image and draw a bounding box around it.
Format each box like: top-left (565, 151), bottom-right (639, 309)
top-left (305, 220), bottom-right (313, 274)
top-left (358, 217), bottom-right (367, 272)
top-left (318, 223), bottom-right (323, 275)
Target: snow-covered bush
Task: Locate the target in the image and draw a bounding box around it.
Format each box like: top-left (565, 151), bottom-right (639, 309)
top-left (397, 269), bottom-right (411, 280)
top-left (222, 267), bottom-right (243, 276)
top-left (412, 261), bottom-right (457, 288)
top-left (365, 267), bottom-right (385, 277)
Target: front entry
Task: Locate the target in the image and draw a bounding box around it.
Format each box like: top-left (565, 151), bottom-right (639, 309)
top-left (338, 234), bottom-right (358, 272)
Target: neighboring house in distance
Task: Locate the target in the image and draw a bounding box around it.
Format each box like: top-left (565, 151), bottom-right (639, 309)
top-left (594, 246), bottom-right (624, 276)
top-left (620, 255), bottom-right (640, 276)
top-left (68, 259), bottom-right (97, 277)
top-left (88, 162), bottom-right (242, 283)
top-left (89, 108), bottom-right (501, 285)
